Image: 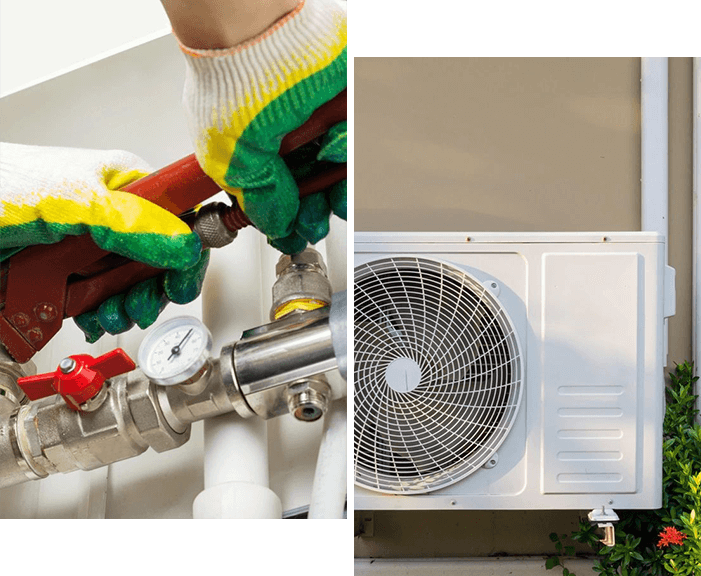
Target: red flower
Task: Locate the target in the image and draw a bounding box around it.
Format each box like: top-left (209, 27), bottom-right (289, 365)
top-left (657, 526), bottom-right (688, 548)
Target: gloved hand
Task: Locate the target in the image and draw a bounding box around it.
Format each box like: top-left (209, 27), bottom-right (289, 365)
top-left (179, 0), bottom-right (347, 254)
top-left (0, 143), bottom-right (207, 342)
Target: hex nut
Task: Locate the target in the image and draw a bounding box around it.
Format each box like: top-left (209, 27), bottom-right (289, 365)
top-left (272, 272), bottom-right (332, 311)
top-left (272, 249), bottom-right (332, 319)
top-left (0, 352), bottom-right (36, 405)
top-left (127, 376), bottom-right (190, 453)
top-left (275, 248), bottom-right (328, 277)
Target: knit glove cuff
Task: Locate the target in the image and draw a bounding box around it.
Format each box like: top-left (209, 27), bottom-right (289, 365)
top-left (178, 0), bottom-right (347, 223)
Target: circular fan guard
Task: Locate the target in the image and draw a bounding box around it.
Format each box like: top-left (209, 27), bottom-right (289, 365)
top-left (354, 256), bottom-right (523, 494)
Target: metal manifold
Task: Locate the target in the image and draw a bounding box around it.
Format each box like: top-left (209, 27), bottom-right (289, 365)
top-left (0, 250), bottom-right (347, 491)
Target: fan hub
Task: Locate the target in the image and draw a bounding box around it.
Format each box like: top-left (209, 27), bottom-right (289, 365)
top-left (385, 357), bottom-right (421, 393)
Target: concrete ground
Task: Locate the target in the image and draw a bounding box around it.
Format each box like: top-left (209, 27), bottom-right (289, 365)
top-left (355, 557), bottom-right (597, 575)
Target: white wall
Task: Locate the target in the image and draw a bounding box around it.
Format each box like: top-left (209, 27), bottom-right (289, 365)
top-left (0, 0), bottom-right (170, 96)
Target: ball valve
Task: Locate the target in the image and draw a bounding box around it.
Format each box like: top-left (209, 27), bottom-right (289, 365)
top-left (16, 349), bottom-right (135, 411)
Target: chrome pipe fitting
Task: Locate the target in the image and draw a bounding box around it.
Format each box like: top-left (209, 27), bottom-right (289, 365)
top-left (0, 371), bottom-right (190, 490)
top-left (231, 307), bottom-right (337, 419)
top-left (287, 376), bottom-right (331, 422)
top-left (271, 248), bottom-right (332, 320)
top-left (0, 345), bottom-right (34, 414)
top-left (329, 290), bottom-right (347, 381)
top-left (0, 291), bottom-right (347, 489)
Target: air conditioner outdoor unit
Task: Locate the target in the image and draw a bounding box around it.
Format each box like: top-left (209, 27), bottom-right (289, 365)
top-left (354, 232), bottom-right (676, 511)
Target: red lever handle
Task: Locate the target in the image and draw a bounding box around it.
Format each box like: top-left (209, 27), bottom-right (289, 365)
top-left (17, 348), bottom-right (135, 411)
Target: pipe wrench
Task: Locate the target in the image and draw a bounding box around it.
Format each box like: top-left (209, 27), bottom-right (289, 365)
top-left (0, 90), bottom-right (346, 363)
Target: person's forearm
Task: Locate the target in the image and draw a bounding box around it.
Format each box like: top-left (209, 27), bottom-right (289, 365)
top-left (159, 0), bottom-right (300, 49)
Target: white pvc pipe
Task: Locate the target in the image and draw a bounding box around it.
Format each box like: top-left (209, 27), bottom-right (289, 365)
top-left (194, 414), bottom-right (281, 519)
top-left (308, 398), bottom-right (347, 519)
top-left (693, 57), bottom-right (700, 421)
top-left (641, 58), bottom-right (669, 365)
top-left (203, 415), bottom-right (269, 488)
top-left (193, 211), bottom-right (281, 518)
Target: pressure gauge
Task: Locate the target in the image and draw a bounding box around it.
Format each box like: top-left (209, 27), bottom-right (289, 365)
top-left (138, 316), bottom-right (213, 386)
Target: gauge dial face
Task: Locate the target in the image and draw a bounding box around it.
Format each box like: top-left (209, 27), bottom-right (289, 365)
top-left (138, 317), bottom-right (212, 386)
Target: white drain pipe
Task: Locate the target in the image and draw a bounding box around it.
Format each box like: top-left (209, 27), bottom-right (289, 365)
top-left (693, 57), bottom-right (700, 420)
top-left (193, 217), bottom-right (281, 519)
top-left (641, 58), bottom-right (669, 365)
top-left (308, 398), bottom-right (347, 519)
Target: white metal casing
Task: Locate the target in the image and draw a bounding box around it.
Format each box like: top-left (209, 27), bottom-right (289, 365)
top-left (354, 232), bottom-right (674, 510)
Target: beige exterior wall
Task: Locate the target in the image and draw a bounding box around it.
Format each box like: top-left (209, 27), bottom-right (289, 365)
top-left (354, 57), bottom-right (694, 557)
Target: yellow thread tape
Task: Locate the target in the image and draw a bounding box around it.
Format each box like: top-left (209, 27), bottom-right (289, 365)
top-left (274, 298), bottom-right (328, 320)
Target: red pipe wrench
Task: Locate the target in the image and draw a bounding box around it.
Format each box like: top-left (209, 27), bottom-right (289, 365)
top-left (0, 90), bottom-right (346, 363)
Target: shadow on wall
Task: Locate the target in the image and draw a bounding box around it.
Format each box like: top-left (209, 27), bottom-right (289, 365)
top-left (357, 208), bottom-right (537, 232)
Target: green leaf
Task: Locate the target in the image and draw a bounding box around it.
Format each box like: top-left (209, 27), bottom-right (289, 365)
top-left (545, 557), bottom-right (560, 570)
top-left (549, 532), bottom-right (560, 542)
top-left (609, 551), bottom-right (623, 562)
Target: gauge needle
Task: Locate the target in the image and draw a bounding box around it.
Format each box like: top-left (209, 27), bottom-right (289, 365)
top-left (169, 329), bottom-right (193, 361)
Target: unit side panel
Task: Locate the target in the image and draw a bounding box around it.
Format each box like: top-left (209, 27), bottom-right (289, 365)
top-left (541, 253), bottom-right (641, 494)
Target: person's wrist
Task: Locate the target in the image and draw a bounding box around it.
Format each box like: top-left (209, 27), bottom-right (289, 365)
top-left (223, 0), bottom-right (301, 48)
top-left (162, 0), bottom-right (301, 50)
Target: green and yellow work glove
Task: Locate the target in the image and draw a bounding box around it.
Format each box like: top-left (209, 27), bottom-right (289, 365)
top-left (0, 143), bottom-right (208, 342)
top-left (179, 0), bottom-right (347, 255)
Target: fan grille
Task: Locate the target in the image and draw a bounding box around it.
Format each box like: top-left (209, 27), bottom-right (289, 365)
top-left (354, 256), bottom-right (523, 494)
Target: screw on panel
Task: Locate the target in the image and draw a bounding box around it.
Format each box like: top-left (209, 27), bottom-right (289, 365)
top-left (483, 452), bottom-right (499, 468)
top-left (484, 281), bottom-right (501, 297)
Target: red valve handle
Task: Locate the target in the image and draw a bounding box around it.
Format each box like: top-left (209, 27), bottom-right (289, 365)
top-left (17, 348), bottom-right (135, 411)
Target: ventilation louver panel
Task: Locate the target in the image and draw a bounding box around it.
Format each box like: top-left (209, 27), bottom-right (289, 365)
top-left (354, 256), bottom-right (524, 494)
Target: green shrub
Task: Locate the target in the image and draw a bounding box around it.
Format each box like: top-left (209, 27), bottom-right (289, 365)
top-left (547, 362), bottom-right (701, 576)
